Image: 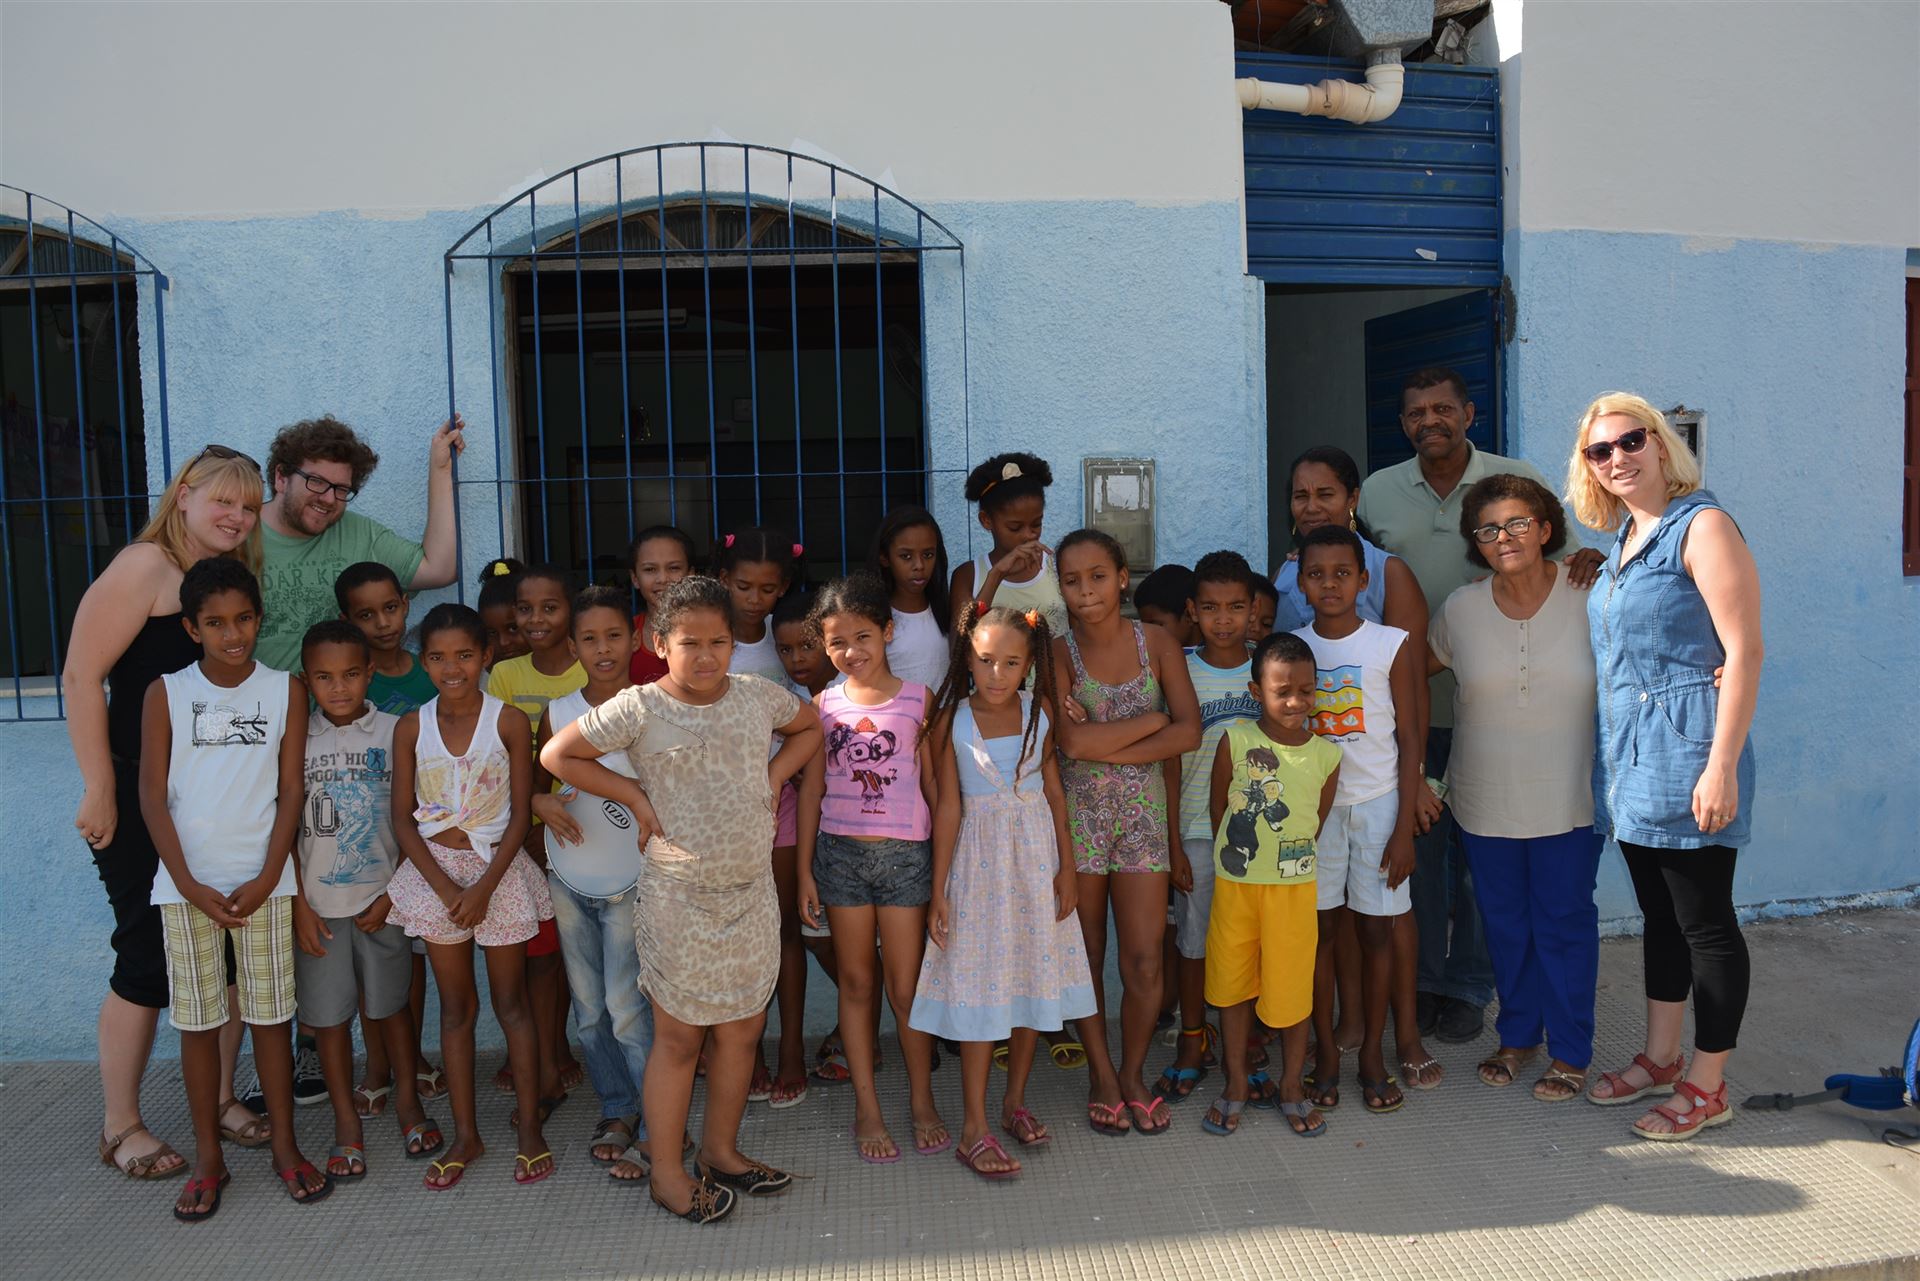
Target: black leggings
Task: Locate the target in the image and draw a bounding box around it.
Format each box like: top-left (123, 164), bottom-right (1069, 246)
top-left (1620, 841), bottom-right (1749, 1053)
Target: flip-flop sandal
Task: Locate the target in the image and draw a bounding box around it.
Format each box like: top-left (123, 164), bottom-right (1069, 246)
top-left (217, 1101), bottom-right (271, 1149)
top-left (1534, 1066), bottom-right (1588, 1103)
top-left (1125, 1096), bottom-right (1173, 1135)
top-left (609, 1144), bottom-right (652, 1182)
top-left (769, 1077), bottom-right (810, 1110)
top-left (590, 1117), bottom-right (637, 1163)
top-left (1399, 1056), bottom-right (1444, 1090)
top-left (1360, 1075), bottom-right (1405, 1115)
top-left (171, 1171), bottom-right (231, 1223)
top-left (513, 1151), bottom-right (555, 1185)
top-left (1246, 1071), bottom-right (1281, 1110)
top-left (855, 1133), bottom-right (902, 1164)
top-left (1154, 1064), bottom-right (1208, 1101)
top-left (650, 1178), bottom-right (737, 1224)
top-left (415, 1065), bottom-right (448, 1100)
top-left (99, 1123), bottom-right (186, 1180)
top-left (747, 1065), bottom-right (774, 1103)
top-left (402, 1120), bottom-right (444, 1160)
top-left (1304, 1066), bottom-right (1341, 1110)
top-left (275, 1161), bottom-right (334, 1205)
top-left (1201, 1097), bottom-right (1245, 1136)
top-left (1049, 1040), bottom-right (1089, 1070)
top-left (955, 1134), bottom-right (1021, 1181)
top-left (1086, 1101), bottom-right (1132, 1136)
top-left (1477, 1048), bottom-right (1537, 1088)
top-left (353, 1084), bottom-right (391, 1117)
top-left (1279, 1100), bottom-right (1328, 1138)
top-left (326, 1144), bottom-right (368, 1181)
top-left (913, 1122), bottom-right (954, 1156)
top-left (991, 1042), bottom-right (1011, 1072)
top-left (811, 1050), bottom-right (852, 1084)
top-left (1002, 1107), bottom-right (1050, 1148)
top-left (424, 1158), bottom-right (470, 1191)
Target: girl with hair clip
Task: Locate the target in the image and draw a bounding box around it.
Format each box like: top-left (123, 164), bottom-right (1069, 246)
top-left (949, 453), bottom-right (1066, 634)
top-left (910, 603), bottom-right (1096, 1179)
top-left (713, 526), bottom-right (804, 685)
top-left (476, 559), bottom-right (529, 668)
top-left (1050, 527), bottom-right (1202, 1136)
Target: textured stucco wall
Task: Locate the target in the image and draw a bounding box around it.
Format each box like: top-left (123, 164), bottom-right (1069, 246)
top-left (1504, 230), bottom-right (1920, 924)
top-left (2, 192), bottom-right (1262, 1059)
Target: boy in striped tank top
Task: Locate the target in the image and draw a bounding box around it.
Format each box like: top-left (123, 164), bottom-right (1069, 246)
top-left (1157, 552), bottom-right (1260, 1102)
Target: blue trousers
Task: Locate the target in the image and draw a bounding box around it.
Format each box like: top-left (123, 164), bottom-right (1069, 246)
top-left (1412, 728), bottom-right (1494, 1007)
top-left (1457, 826), bottom-right (1603, 1068)
top-left (549, 875), bottom-right (654, 1132)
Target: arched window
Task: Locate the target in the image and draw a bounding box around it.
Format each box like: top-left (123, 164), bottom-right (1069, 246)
top-left (0, 186), bottom-right (170, 717)
top-left (443, 144), bottom-right (964, 587)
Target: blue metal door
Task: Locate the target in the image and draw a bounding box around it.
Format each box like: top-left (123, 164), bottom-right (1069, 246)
top-left (1239, 53), bottom-right (1501, 288)
top-left (1363, 290), bottom-right (1500, 473)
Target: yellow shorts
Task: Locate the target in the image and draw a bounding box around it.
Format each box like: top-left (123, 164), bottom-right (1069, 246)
top-left (160, 897), bottom-right (296, 1032)
top-left (1203, 879), bottom-right (1317, 1030)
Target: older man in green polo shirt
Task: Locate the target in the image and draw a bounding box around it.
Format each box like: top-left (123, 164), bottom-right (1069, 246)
top-left (1358, 367), bottom-right (1604, 1043)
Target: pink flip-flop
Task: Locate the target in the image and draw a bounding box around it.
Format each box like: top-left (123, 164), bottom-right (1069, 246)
top-left (955, 1134), bottom-right (1020, 1181)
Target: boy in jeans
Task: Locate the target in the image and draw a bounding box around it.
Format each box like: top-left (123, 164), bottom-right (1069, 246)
top-left (294, 619), bottom-right (445, 1179)
top-left (531, 586), bottom-right (656, 1180)
top-left (1291, 526), bottom-right (1424, 1118)
top-left (139, 558), bottom-right (329, 1221)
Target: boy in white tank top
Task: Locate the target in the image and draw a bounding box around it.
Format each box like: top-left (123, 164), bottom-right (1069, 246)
top-left (1289, 527), bottom-right (1425, 1119)
top-left (140, 558), bottom-right (325, 1219)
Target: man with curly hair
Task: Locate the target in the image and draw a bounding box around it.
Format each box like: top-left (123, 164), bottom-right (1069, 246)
top-left (255, 414), bottom-right (465, 672)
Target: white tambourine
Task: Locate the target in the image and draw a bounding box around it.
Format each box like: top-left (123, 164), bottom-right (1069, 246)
top-left (548, 770), bottom-right (644, 899)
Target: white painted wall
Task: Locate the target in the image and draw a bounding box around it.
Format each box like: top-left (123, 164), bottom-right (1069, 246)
top-left (1512, 0), bottom-right (1919, 245)
top-left (0, 0), bottom-right (1246, 218)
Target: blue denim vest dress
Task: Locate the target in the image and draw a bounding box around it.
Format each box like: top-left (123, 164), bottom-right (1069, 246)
top-left (1588, 489), bottom-right (1755, 849)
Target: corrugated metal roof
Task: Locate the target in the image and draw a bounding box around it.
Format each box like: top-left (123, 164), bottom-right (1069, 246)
top-left (1238, 53), bottom-right (1502, 287)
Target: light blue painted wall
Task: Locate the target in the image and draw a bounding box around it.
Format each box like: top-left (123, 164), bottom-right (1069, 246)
top-left (4, 196), bottom-right (1261, 1060)
top-left (1504, 230), bottom-right (1920, 923)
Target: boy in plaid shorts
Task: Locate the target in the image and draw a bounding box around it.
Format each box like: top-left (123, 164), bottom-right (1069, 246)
top-left (139, 558), bottom-right (329, 1221)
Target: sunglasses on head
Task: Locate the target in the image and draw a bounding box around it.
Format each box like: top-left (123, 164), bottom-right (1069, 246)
top-left (187, 443), bottom-right (262, 474)
top-left (1580, 426), bottom-right (1650, 465)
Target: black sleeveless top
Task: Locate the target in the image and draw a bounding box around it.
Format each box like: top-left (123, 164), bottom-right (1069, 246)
top-left (106, 613), bottom-right (200, 763)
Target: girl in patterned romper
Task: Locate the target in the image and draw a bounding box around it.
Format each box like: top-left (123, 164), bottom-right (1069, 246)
top-left (387, 604), bottom-right (554, 1191)
top-left (1050, 529), bottom-right (1202, 1136)
top-left (909, 604), bottom-right (1097, 1179)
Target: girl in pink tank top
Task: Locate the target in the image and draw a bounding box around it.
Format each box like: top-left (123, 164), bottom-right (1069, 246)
top-left (796, 574), bottom-right (948, 1164)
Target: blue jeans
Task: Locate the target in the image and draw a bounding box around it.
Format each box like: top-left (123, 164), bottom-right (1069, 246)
top-left (548, 875), bottom-right (653, 1133)
top-left (1458, 827), bottom-right (1602, 1068)
top-left (1412, 728), bottom-right (1495, 1008)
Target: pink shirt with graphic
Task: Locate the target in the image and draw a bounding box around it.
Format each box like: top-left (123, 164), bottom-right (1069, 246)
top-left (817, 681), bottom-right (932, 840)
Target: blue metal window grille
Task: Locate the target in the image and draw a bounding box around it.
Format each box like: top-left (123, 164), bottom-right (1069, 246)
top-left (441, 143), bottom-right (967, 592)
top-left (0, 185), bottom-right (170, 721)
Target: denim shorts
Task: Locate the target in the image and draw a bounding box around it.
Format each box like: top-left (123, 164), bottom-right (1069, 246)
top-left (813, 831), bottom-right (933, 909)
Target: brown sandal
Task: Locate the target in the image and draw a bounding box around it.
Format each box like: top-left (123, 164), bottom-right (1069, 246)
top-left (1533, 1065), bottom-right (1588, 1103)
top-left (98, 1122), bottom-right (186, 1179)
top-left (217, 1100), bottom-right (272, 1148)
top-left (1477, 1047), bottom-right (1538, 1088)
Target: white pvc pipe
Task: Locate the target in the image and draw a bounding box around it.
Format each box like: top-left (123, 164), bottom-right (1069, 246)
top-left (1235, 58), bottom-right (1405, 124)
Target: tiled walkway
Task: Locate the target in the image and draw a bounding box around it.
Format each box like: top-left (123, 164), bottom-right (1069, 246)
top-left (9, 908), bottom-right (1919, 1280)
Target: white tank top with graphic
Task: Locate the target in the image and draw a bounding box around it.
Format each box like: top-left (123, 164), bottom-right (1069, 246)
top-left (1291, 619), bottom-right (1408, 806)
top-left (545, 689), bottom-right (644, 898)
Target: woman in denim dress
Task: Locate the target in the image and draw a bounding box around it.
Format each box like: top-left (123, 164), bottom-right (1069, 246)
top-left (1568, 392), bottom-right (1762, 1142)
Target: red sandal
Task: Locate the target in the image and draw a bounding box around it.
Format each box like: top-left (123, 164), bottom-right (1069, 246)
top-left (1634, 1079), bottom-right (1732, 1142)
top-left (1587, 1052), bottom-right (1684, 1107)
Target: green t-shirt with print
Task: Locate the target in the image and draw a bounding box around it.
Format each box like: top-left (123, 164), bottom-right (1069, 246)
top-left (257, 511), bottom-right (424, 672)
